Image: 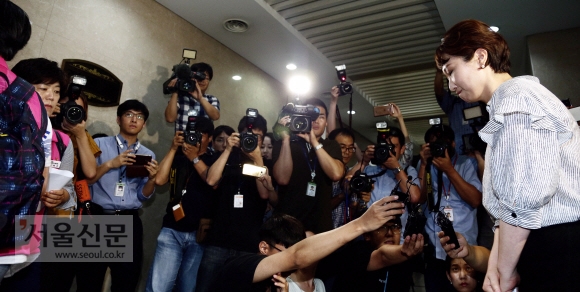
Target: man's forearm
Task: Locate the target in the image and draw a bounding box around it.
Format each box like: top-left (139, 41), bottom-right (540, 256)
top-left (206, 149), bottom-right (230, 186)
top-left (198, 97), bottom-right (220, 121)
top-left (87, 161), bottom-right (113, 185)
top-left (418, 164), bottom-right (428, 203)
top-left (165, 94), bottom-right (178, 123)
top-left (464, 244), bottom-right (491, 273)
top-left (142, 179), bottom-right (156, 198)
top-left (155, 148), bottom-right (176, 186)
top-left (446, 168), bottom-right (482, 208)
top-left (273, 138), bottom-right (292, 185)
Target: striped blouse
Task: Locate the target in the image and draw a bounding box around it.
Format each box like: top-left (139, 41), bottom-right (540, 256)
top-left (479, 76), bottom-right (580, 229)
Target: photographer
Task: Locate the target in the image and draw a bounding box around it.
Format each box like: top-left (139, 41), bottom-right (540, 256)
top-left (165, 62), bottom-right (220, 130)
top-left (360, 126), bottom-right (421, 238)
top-left (147, 116), bottom-right (216, 292)
top-left (195, 113), bottom-right (277, 292)
top-left (272, 98), bottom-right (344, 234)
top-left (417, 124), bottom-right (482, 292)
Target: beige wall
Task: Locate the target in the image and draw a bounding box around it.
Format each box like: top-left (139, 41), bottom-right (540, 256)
top-left (9, 0), bottom-right (286, 290)
top-left (527, 27), bottom-right (580, 107)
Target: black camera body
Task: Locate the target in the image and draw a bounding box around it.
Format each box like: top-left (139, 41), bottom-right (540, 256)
top-left (240, 108), bottom-right (259, 152)
top-left (52, 75), bottom-right (87, 128)
top-left (371, 126), bottom-right (396, 165)
top-left (349, 170), bottom-right (375, 193)
top-left (164, 64), bottom-right (207, 94)
top-left (429, 139), bottom-right (450, 158)
top-left (281, 103), bottom-right (320, 133)
top-left (184, 116), bottom-right (202, 146)
top-left (337, 82), bottom-right (353, 96)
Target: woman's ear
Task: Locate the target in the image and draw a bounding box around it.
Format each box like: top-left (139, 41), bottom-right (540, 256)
top-left (474, 48), bottom-right (489, 68)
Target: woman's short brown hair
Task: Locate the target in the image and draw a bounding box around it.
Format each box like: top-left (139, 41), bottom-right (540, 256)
top-left (435, 19), bottom-right (511, 74)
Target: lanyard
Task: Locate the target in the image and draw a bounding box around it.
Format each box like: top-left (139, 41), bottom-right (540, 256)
top-left (302, 142), bottom-right (318, 182)
top-left (427, 154), bottom-right (458, 211)
top-left (115, 135), bottom-right (140, 183)
top-left (441, 155), bottom-right (458, 201)
top-left (383, 270), bottom-right (389, 292)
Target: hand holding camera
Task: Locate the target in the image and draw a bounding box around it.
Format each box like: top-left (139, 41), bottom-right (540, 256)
top-left (61, 118), bottom-right (87, 138)
top-left (438, 230), bottom-right (469, 258)
top-left (171, 131), bottom-right (184, 151)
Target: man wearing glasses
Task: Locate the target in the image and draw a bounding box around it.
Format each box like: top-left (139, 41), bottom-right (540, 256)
top-left (87, 99), bottom-right (158, 291)
top-left (327, 128), bottom-right (357, 228)
top-left (362, 127), bottom-right (421, 239)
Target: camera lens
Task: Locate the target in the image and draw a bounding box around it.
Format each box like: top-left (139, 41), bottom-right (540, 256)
top-left (350, 177), bottom-right (364, 191)
top-left (65, 105), bottom-right (84, 124)
top-left (242, 135), bottom-right (257, 152)
top-left (291, 116), bottom-right (309, 132)
top-left (186, 134), bottom-right (198, 145)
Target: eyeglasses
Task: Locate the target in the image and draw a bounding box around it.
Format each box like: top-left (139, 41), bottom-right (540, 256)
top-left (340, 145), bottom-right (356, 153)
top-left (123, 112), bottom-right (145, 120)
top-left (268, 243), bottom-right (284, 252)
top-left (376, 224), bottom-right (401, 234)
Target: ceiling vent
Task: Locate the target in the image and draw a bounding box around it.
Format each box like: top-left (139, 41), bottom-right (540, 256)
top-left (223, 19), bottom-right (249, 33)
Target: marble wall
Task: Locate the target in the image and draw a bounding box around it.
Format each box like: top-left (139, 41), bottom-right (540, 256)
top-left (9, 0), bottom-right (287, 290)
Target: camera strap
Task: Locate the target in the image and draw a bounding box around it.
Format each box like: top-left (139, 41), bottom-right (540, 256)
top-left (426, 161), bottom-right (443, 212)
top-left (366, 168), bottom-right (388, 179)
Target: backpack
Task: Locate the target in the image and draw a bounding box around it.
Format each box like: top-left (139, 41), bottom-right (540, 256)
top-left (0, 72), bottom-right (47, 248)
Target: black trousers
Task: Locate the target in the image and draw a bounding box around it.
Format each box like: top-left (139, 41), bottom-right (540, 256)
top-left (518, 220), bottom-right (580, 291)
top-left (76, 213), bottom-right (144, 292)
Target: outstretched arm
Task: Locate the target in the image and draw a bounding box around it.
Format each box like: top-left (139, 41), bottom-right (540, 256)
top-left (252, 196), bottom-right (405, 282)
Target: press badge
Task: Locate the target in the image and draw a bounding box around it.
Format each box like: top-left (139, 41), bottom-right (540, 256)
top-left (234, 194), bottom-right (244, 208)
top-left (115, 183), bottom-right (125, 197)
top-left (443, 206), bottom-right (454, 222)
top-left (306, 182), bottom-right (317, 197)
top-left (51, 160), bottom-right (61, 169)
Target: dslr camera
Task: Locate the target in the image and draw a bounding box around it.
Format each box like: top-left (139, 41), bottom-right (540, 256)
top-left (162, 49), bottom-right (206, 94)
top-left (53, 75), bottom-right (87, 128)
top-left (280, 103), bottom-right (320, 133)
top-left (240, 108), bottom-right (259, 152)
top-left (427, 118), bottom-right (452, 158)
top-left (335, 64), bottom-right (353, 96)
top-left (371, 122), bottom-right (396, 165)
top-left (349, 170), bottom-right (375, 193)
top-left (184, 115), bottom-right (202, 146)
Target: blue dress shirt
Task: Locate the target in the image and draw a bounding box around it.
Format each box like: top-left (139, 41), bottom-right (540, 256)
top-left (90, 134), bottom-right (155, 210)
top-left (417, 154), bottom-right (481, 260)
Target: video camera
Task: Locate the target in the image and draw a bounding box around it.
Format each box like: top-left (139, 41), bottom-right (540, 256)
top-left (240, 108), bottom-right (259, 152)
top-left (335, 64), bottom-right (353, 96)
top-left (371, 122), bottom-right (396, 165)
top-left (163, 49), bottom-right (206, 94)
top-left (184, 115), bottom-right (202, 146)
top-left (52, 75), bottom-right (87, 128)
top-left (280, 103), bottom-right (320, 133)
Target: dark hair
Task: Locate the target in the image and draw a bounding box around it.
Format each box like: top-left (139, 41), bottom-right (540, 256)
top-left (382, 127), bottom-right (405, 147)
top-left (213, 125), bottom-right (235, 141)
top-left (328, 128), bottom-right (355, 142)
top-left (194, 116), bottom-right (215, 135)
top-left (304, 97), bottom-right (328, 116)
top-left (424, 124), bottom-right (455, 144)
top-left (117, 99), bottom-right (150, 121)
top-left (238, 114), bottom-right (267, 134)
top-left (259, 214), bottom-right (306, 249)
top-left (435, 19), bottom-right (510, 74)
top-left (263, 132), bottom-right (274, 142)
top-left (191, 62), bottom-right (213, 80)
top-left (0, 1), bottom-right (31, 61)
top-left (11, 58), bottom-right (67, 90)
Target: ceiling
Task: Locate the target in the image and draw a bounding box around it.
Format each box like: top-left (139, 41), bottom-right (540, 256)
top-left (156, 0), bottom-right (580, 144)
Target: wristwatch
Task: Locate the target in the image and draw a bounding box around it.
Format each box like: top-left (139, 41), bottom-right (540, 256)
top-left (192, 157), bottom-right (200, 164)
top-left (314, 144), bottom-right (323, 151)
top-left (393, 166), bottom-right (403, 174)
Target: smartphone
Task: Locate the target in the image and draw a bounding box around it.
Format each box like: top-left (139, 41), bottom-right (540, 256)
top-left (134, 155), bottom-right (152, 165)
top-left (242, 164), bottom-right (267, 177)
top-left (373, 104), bottom-right (393, 117)
top-left (436, 211), bottom-right (460, 249)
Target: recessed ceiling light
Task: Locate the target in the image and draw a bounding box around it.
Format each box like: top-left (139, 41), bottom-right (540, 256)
top-left (286, 63), bottom-right (297, 70)
top-left (223, 19), bottom-right (249, 33)
top-left (347, 110), bottom-right (356, 114)
top-left (232, 75), bottom-right (242, 80)
top-left (288, 76), bottom-right (311, 95)
top-left (490, 26), bottom-right (499, 32)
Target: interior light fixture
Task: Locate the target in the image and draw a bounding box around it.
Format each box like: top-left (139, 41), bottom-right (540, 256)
top-left (347, 110), bottom-right (355, 114)
top-left (286, 63), bottom-right (297, 70)
top-left (489, 26), bottom-right (499, 32)
top-left (232, 75), bottom-right (242, 80)
top-left (288, 76), bottom-right (311, 95)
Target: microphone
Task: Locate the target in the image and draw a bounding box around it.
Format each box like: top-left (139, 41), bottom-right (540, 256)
top-left (174, 64), bottom-right (191, 80)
